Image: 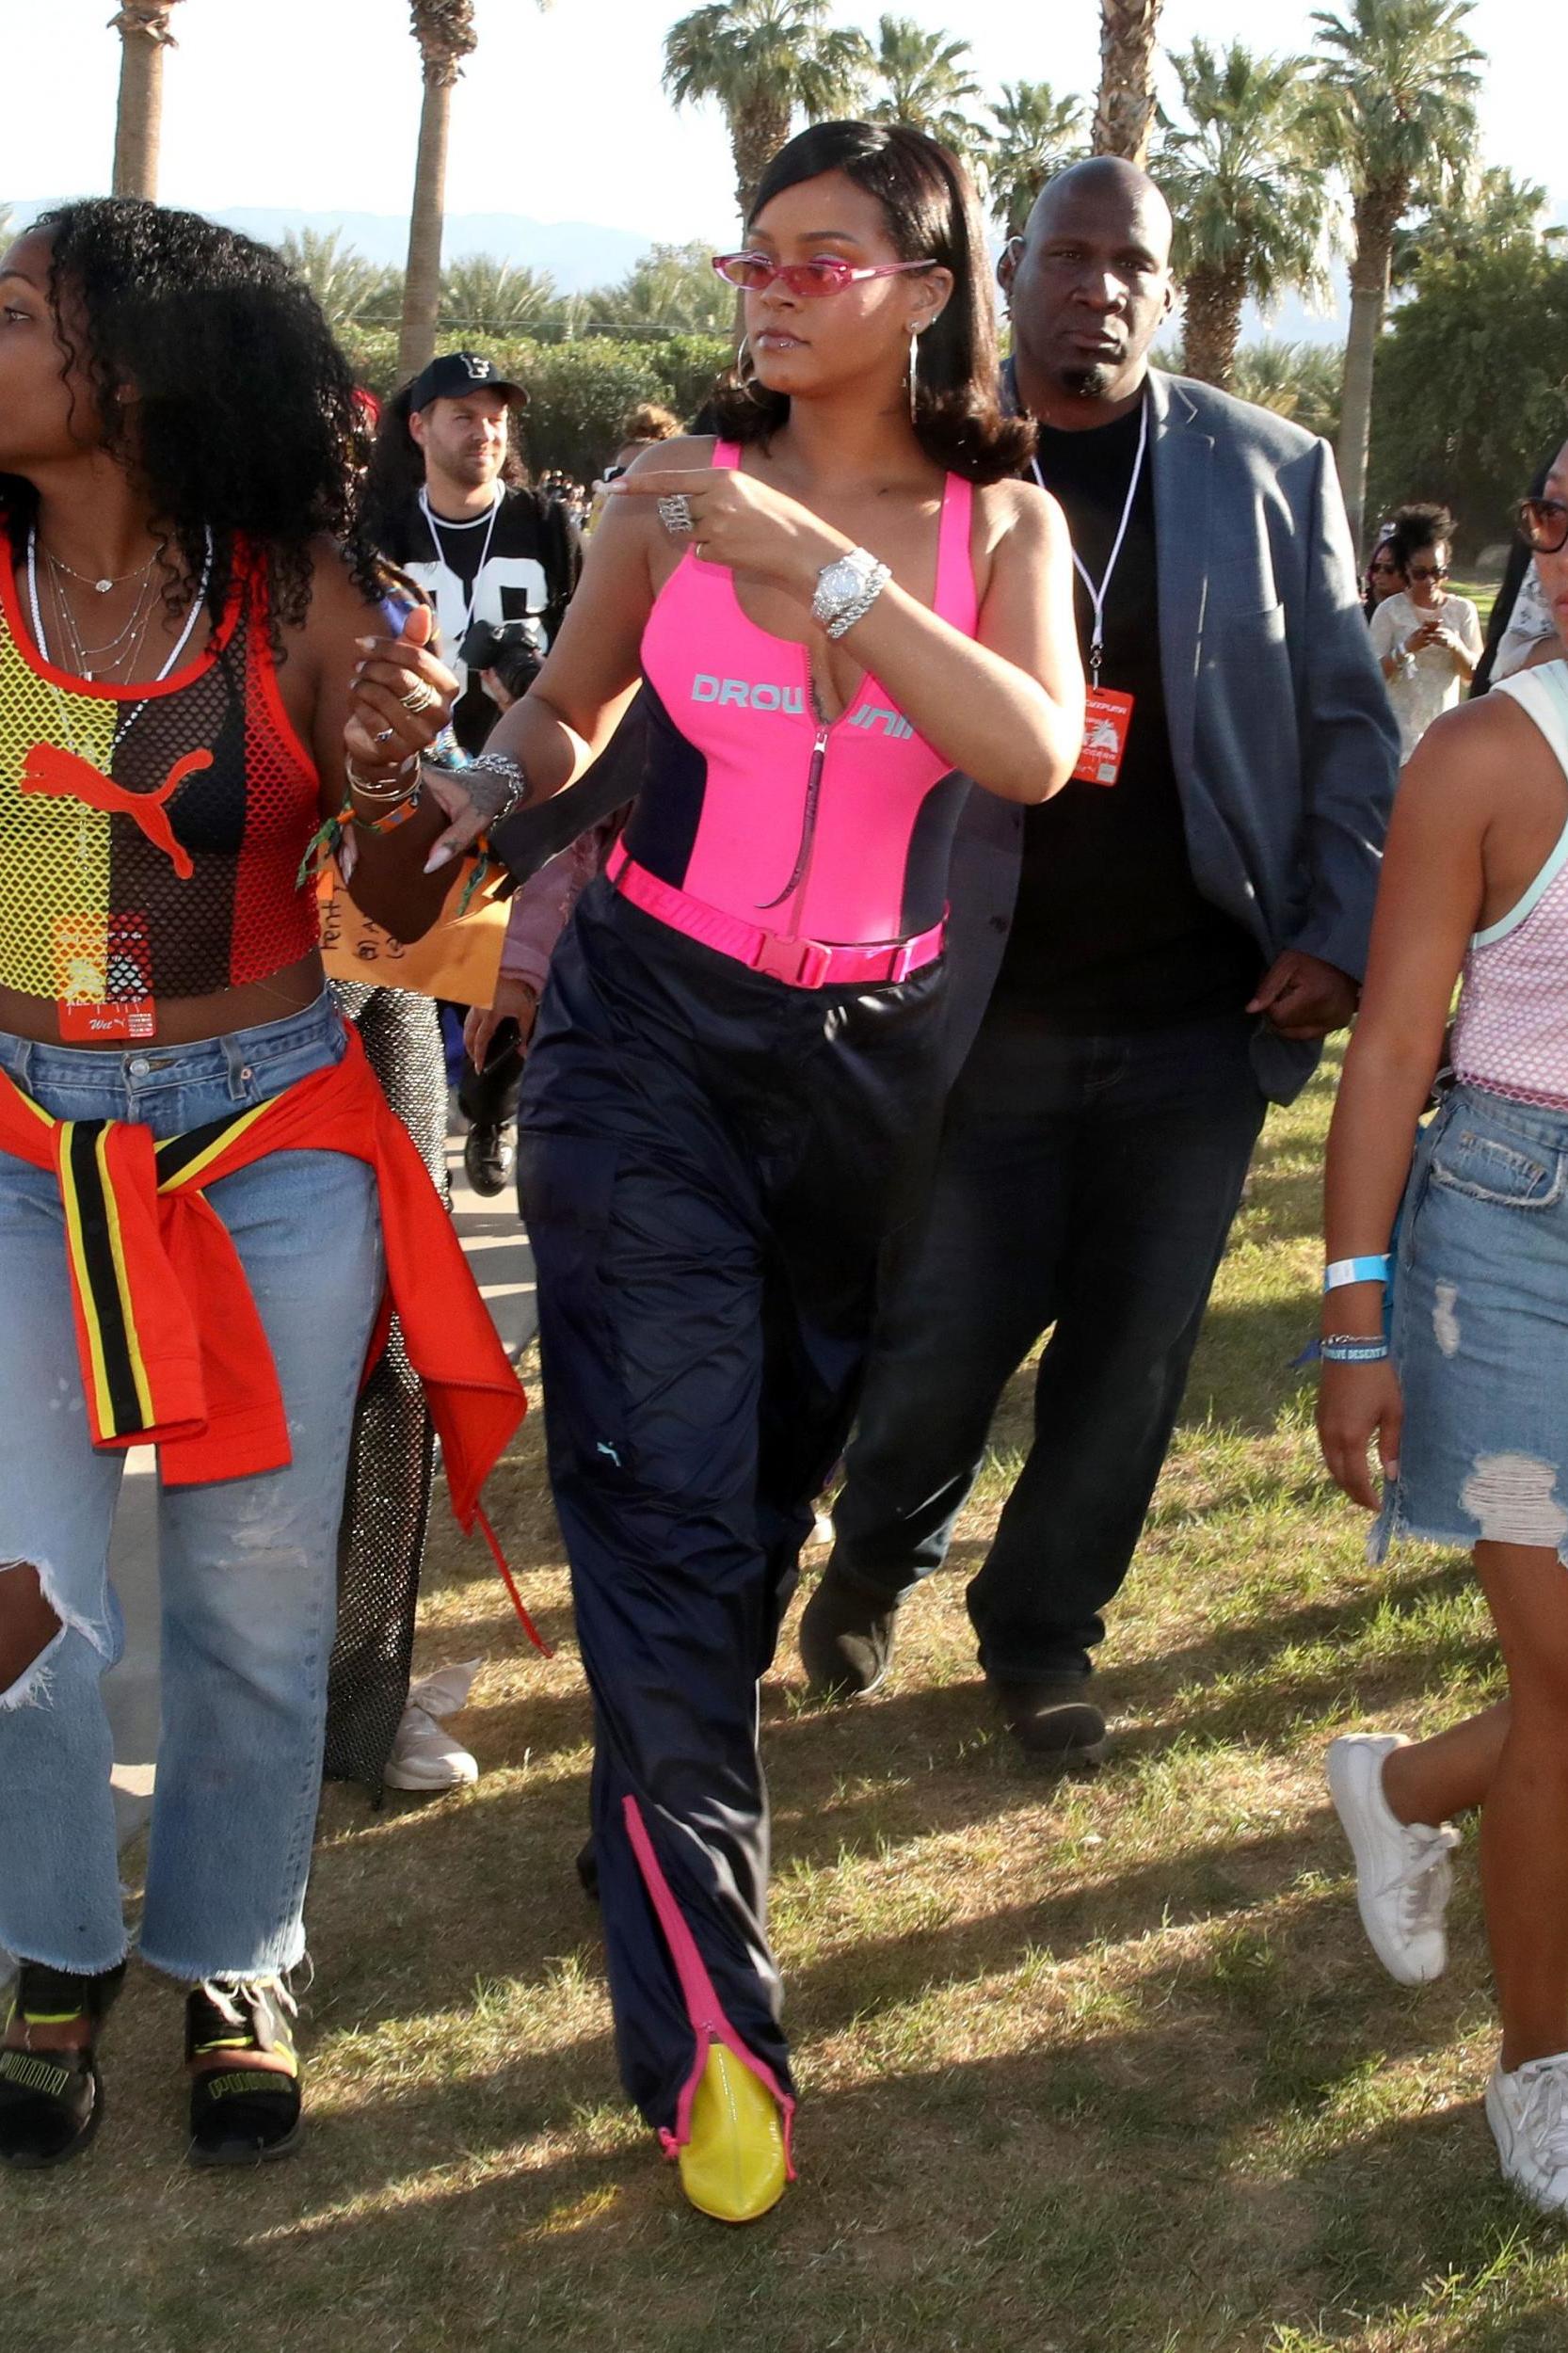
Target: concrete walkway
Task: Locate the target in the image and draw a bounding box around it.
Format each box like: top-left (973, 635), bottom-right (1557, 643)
top-left (105, 1128), bottom-right (535, 1846)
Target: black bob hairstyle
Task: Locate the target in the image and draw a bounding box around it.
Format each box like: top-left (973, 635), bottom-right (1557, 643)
top-left (0, 198), bottom-right (380, 634)
top-left (709, 120), bottom-right (1033, 486)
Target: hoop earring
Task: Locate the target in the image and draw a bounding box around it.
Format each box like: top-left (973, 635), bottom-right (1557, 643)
top-left (736, 334), bottom-right (769, 406)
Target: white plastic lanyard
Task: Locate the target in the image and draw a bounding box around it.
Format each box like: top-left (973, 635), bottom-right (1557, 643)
top-left (419, 485), bottom-right (502, 643)
top-left (1031, 396), bottom-right (1148, 687)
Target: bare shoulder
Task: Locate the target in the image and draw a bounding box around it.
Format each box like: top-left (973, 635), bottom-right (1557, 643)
top-left (271, 538), bottom-right (378, 683)
top-left (972, 473), bottom-right (1068, 564)
top-left (623, 434), bottom-right (719, 477)
top-left (302, 536), bottom-right (382, 630)
top-left (1399, 692), bottom-right (1554, 828)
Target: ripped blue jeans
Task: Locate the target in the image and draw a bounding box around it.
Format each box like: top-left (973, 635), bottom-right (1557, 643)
top-left (0, 994), bottom-right (382, 1979)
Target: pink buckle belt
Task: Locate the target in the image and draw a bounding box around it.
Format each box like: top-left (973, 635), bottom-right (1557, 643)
top-left (606, 840), bottom-right (944, 991)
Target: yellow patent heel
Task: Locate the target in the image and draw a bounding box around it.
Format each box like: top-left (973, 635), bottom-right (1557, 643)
top-left (677, 2043), bottom-right (789, 2223)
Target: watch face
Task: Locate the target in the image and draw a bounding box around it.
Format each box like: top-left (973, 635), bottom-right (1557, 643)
top-left (819, 557), bottom-right (860, 603)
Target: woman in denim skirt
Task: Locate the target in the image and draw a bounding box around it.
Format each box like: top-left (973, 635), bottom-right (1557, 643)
top-left (1318, 440), bottom-right (1568, 2211)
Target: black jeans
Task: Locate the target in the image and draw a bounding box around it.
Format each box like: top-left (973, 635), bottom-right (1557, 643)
top-left (829, 1001), bottom-right (1269, 1682)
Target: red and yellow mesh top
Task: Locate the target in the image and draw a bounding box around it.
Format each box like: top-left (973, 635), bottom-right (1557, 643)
top-left (0, 547), bottom-right (322, 1007)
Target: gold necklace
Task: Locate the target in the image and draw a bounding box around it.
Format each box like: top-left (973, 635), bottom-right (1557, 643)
top-left (40, 543), bottom-right (158, 598)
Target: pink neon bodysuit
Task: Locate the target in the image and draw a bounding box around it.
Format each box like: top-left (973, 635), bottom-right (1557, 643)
top-left (621, 440), bottom-right (978, 948)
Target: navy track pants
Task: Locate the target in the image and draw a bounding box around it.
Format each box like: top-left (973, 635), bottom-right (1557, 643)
top-left (519, 883), bottom-right (944, 2139)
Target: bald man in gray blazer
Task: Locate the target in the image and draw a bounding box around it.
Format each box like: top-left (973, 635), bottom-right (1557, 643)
top-left (803, 161), bottom-right (1399, 1763)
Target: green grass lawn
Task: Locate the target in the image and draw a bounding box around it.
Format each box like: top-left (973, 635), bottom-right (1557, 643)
top-left (12, 1048), bottom-right (1567, 2351)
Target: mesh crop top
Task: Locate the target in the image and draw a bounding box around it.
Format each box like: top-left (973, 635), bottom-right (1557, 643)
top-left (1450, 662), bottom-right (1568, 1109)
top-left (0, 547), bottom-right (321, 1011)
top-left (623, 440), bottom-right (979, 946)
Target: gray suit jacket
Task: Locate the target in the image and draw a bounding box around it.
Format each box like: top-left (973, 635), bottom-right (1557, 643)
top-left (945, 370), bottom-right (1400, 1102)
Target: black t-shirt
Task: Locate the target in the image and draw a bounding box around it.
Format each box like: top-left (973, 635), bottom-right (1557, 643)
top-left (994, 397), bottom-right (1260, 1030)
top-left (378, 485), bottom-right (581, 754)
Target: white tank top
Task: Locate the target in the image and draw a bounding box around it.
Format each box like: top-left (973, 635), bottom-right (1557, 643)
top-left (1450, 661), bottom-right (1568, 1109)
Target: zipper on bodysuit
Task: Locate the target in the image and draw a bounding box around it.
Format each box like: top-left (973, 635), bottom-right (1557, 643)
top-left (755, 699), bottom-right (831, 930)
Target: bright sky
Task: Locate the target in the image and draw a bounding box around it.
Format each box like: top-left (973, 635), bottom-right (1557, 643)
top-left (7, 0), bottom-right (1561, 245)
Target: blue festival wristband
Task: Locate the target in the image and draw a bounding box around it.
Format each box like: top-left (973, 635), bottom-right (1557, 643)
top-left (1323, 1255), bottom-right (1390, 1293)
top-left (1320, 1335), bottom-right (1391, 1364)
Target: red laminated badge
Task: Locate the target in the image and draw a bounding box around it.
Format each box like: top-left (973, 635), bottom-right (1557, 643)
top-left (57, 998), bottom-right (156, 1043)
top-left (1073, 688), bottom-right (1135, 787)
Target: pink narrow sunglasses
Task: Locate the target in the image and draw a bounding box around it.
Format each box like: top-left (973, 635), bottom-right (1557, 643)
top-left (712, 251), bottom-right (936, 297)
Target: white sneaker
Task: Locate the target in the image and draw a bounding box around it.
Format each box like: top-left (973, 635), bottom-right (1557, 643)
top-left (1487, 2052), bottom-right (1568, 2212)
top-left (382, 1659), bottom-right (482, 1794)
top-left (1326, 1732), bottom-right (1461, 1984)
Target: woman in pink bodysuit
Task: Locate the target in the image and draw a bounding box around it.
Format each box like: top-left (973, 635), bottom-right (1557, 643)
top-left (427, 121), bottom-right (1084, 2218)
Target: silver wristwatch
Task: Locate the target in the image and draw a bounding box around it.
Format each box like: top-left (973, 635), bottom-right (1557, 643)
top-left (812, 546), bottom-right (891, 641)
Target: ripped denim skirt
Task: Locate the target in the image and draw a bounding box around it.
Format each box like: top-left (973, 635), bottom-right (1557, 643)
top-left (1373, 1082), bottom-right (1568, 1563)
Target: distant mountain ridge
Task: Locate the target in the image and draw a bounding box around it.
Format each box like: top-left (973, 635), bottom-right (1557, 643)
top-left (2, 200), bottom-right (651, 292)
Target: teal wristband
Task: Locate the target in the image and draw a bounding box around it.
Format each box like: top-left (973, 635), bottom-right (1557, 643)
top-left (1323, 1255), bottom-right (1390, 1293)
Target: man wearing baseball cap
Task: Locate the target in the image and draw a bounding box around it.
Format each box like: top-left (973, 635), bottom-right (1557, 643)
top-left (360, 353), bottom-right (582, 1195)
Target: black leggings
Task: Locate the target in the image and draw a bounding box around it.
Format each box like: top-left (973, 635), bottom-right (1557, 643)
top-left (325, 983), bottom-right (449, 1789)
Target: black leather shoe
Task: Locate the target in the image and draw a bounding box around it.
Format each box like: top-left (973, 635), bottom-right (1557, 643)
top-left (463, 1122), bottom-right (517, 1198)
top-left (799, 1560), bottom-right (901, 1699)
top-left (987, 1675), bottom-right (1108, 1768)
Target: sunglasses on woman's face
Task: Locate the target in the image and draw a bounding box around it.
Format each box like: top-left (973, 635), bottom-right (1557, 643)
top-left (1520, 497), bottom-right (1568, 555)
top-left (1407, 562), bottom-right (1448, 583)
top-left (712, 251), bottom-right (936, 297)
top-left (1368, 557), bottom-right (1400, 577)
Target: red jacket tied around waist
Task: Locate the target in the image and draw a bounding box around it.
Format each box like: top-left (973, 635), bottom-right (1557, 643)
top-left (0, 1024), bottom-right (523, 1523)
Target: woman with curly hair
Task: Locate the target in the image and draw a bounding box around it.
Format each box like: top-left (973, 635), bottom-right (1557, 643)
top-left (427, 120), bottom-right (1083, 2218)
top-left (0, 199), bottom-right (508, 2172)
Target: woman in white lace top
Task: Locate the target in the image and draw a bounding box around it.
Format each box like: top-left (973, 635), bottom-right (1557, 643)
top-left (1369, 504), bottom-right (1484, 760)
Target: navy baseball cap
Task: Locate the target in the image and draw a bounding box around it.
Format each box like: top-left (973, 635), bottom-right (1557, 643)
top-left (408, 351), bottom-right (527, 411)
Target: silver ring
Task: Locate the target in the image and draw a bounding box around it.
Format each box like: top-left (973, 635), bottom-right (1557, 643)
top-left (658, 493), bottom-right (695, 536)
top-left (374, 726), bottom-right (396, 745)
top-left (399, 680), bottom-right (440, 714)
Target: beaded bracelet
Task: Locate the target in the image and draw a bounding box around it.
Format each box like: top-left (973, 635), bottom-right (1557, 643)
top-left (296, 785), bottom-right (423, 889)
top-left (1320, 1335), bottom-right (1391, 1365)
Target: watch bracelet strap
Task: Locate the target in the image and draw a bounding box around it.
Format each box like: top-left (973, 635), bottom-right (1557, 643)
top-left (825, 562), bottom-right (891, 641)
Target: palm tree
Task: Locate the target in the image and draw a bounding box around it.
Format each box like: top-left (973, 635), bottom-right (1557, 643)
top-left (663, 0), bottom-right (872, 231)
top-left (1231, 339), bottom-right (1344, 441)
top-left (594, 242), bottom-right (739, 336)
top-left (1158, 41), bottom-right (1333, 392)
top-left (400, 0), bottom-right (479, 377)
top-left (1094, 0), bottom-right (1162, 165)
top-left (108, 2), bottom-right (185, 200)
top-left (439, 254), bottom-right (562, 335)
top-left (867, 16), bottom-right (986, 173)
top-left (1310, 0), bottom-right (1483, 542)
top-left (280, 230), bottom-right (403, 333)
top-left (988, 81), bottom-right (1088, 239)
top-left (1393, 166), bottom-right (1555, 289)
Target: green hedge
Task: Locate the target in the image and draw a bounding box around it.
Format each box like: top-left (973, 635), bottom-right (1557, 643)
top-left (338, 328), bottom-right (734, 481)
